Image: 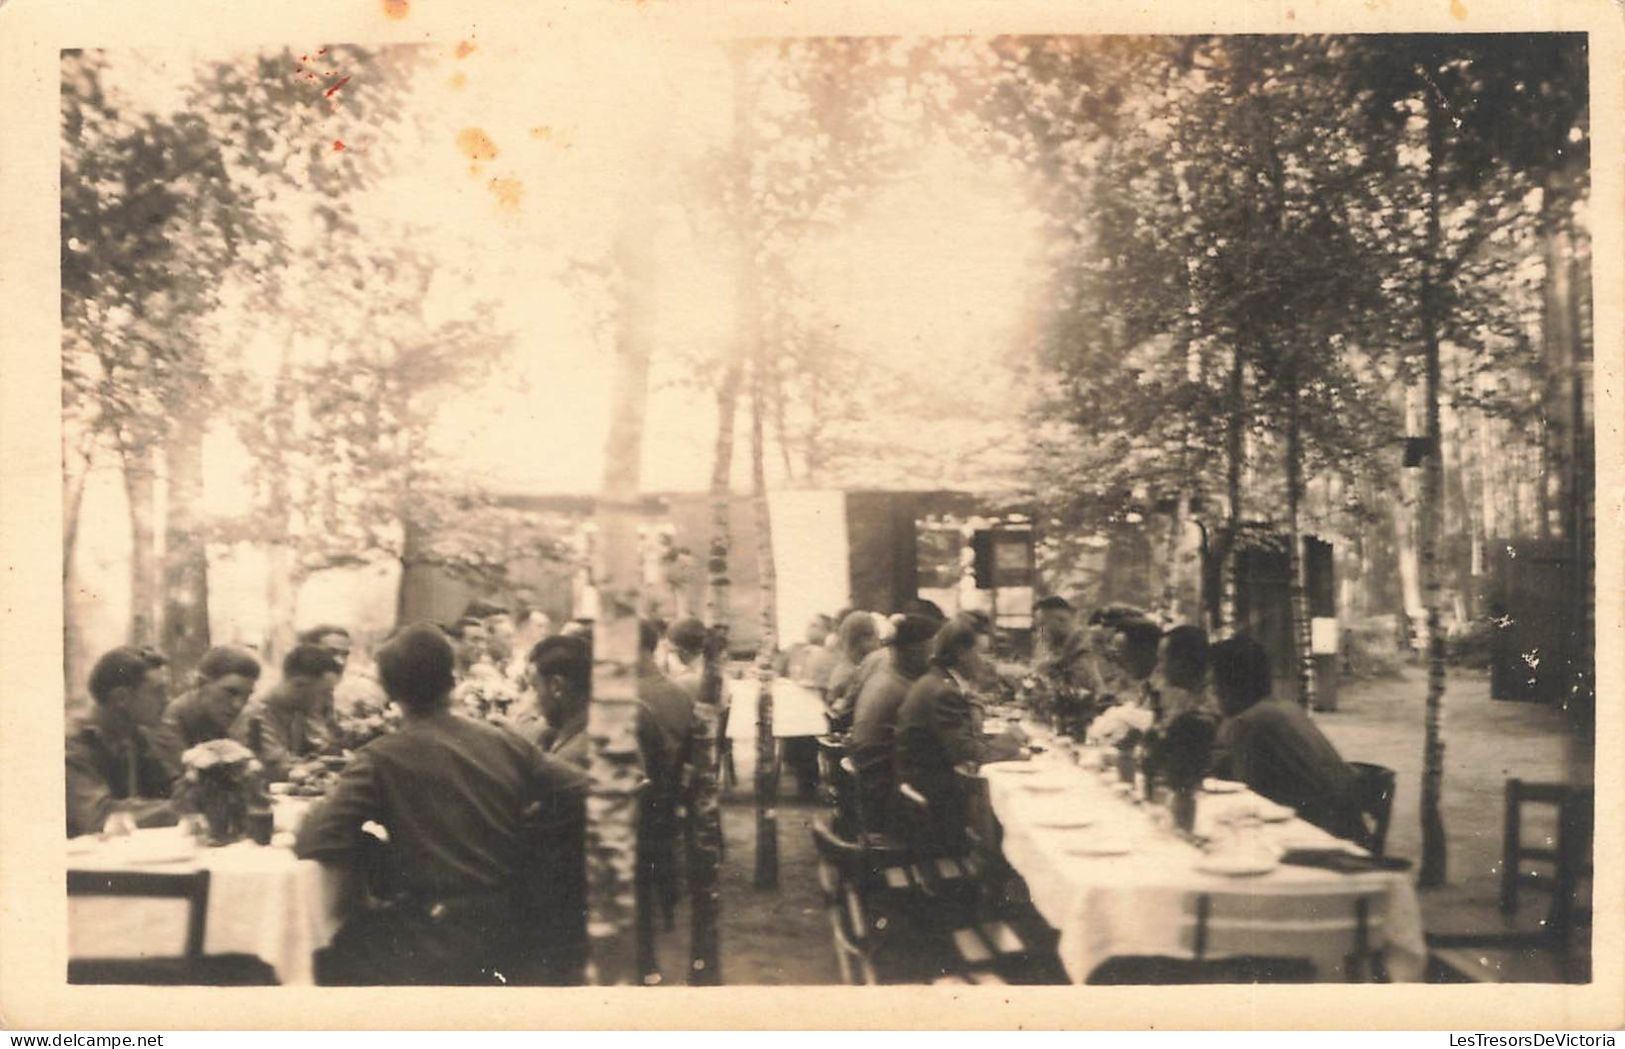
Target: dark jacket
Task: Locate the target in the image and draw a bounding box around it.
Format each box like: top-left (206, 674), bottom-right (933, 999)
top-left (1215, 699), bottom-right (1364, 842)
top-left (150, 688), bottom-right (233, 782)
top-left (894, 667), bottom-right (1021, 838)
top-left (65, 715), bottom-right (178, 837)
top-left (296, 711), bottom-right (588, 899)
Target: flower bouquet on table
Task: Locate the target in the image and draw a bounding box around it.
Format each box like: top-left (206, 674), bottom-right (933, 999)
top-left (174, 739), bottom-right (263, 845)
top-left (1144, 711), bottom-right (1219, 832)
top-left (454, 662), bottom-right (522, 725)
top-left (336, 690), bottom-right (401, 752)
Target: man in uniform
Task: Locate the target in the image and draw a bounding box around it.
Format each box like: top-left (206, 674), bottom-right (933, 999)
top-left (524, 635), bottom-right (592, 768)
top-left (66, 647), bottom-right (179, 837)
top-left (895, 615), bottom-right (1026, 845)
top-left (847, 613), bottom-right (939, 831)
top-left (296, 624), bottom-right (588, 984)
top-left (1209, 636), bottom-right (1363, 841)
top-left (151, 645), bottom-right (262, 781)
top-left (230, 644), bottom-right (342, 781)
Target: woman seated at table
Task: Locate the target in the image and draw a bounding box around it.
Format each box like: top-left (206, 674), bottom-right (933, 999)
top-left (1208, 636), bottom-right (1364, 842)
top-left (295, 623), bottom-right (588, 985)
top-left (894, 614), bottom-right (1026, 845)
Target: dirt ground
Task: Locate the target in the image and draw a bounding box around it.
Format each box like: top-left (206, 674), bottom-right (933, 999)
top-left (1316, 664), bottom-right (1593, 980)
top-left (645, 784), bottom-right (840, 986)
top-left (645, 665), bottom-right (1591, 985)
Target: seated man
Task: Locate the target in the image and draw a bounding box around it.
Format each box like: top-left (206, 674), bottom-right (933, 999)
top-left (1156, 625), bottom-right (1214, 722)
top-left (298, 624), bottom-right (353, 750)
top-left (1209, 636), bottom-right (1364, 842)
top-left (895, 615), bottom-right (1026, 846)
top-left (1033, 595), bottom-right (1107, 694)
top-left (230, 644), bottom-right (342, 781)
top-left (824, 610), bottom-right (880, 732)
top-left (847, 613), bottom-right (938, 831)
top-left (776, 615), bottom-right (836, 692)
top-left (1112, 616), bottom-right (1165, 715)
top-left (66, 647), bottom-right (179, 837)
top-left (151, 645), bottom-right (262, 782)
top-left (295, 624), bottom-right (588, 985)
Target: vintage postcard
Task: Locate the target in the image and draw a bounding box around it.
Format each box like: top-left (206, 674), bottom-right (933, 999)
top-left (1, 0), bottom-right (1620, 1031)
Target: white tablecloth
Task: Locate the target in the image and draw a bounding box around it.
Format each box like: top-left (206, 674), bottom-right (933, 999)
top-left (982, 754), bottom-right (1427, 983)
top-left (68, 828), bottom-right (340, 985)
top-left (724, 677), bottom-right (830, 740)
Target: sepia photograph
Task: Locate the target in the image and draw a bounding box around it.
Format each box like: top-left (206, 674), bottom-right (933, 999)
top-left (2, 0), bottom-right (1621, 1031)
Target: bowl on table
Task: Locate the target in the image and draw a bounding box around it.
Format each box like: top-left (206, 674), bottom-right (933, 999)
top-left (1196, 847), bottom-right (1280, 877)
top-left (1202, 778), bottom-right (1247, 795)
top-left (1064, 836), bottom-right (1133, 857)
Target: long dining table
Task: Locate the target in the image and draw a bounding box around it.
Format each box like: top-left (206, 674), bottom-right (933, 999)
top-left (977, 733), bottom-right (1427, 983)
top-left (67, 804), bottom-right (339, 985)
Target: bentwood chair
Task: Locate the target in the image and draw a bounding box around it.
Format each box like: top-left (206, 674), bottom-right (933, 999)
top-left (895, 783), bottom-right (1065, 984)
top-left (1348, 761), bottom-right (1397, 857)
top-left (810, 817), bottom-right (955, 984)
top-left (68, 870), bottom-right (279, 986)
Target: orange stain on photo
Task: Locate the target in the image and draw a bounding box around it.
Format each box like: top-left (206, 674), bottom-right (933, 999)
top-left (455, 40), bottom-right (477, 59)
top-left (450, 72), bottom-right (468, 90)
top-left (488, 177), bottom-right (523, 211)
top-left (333, 139), bottom-right (347, 152)
top-left (457, 127), bottom-right (499, 165)
top-left (383, 0), bottom-right (409, 19)
top-left (1449, 0), bottom-right (1468, 17)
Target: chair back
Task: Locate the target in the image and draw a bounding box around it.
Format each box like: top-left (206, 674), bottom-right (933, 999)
top-left (1348, 761), bottom-right (1396, 856)
top-left (815, 735), bottom-right (846, 800)
top-left (68, 869), bottom-right (210, 963)
top-left (1184, 886), bottom-right (1389, 981)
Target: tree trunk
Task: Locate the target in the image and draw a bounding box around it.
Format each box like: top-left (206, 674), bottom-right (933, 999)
top-left (1417, 77), bottom-right (1449, 888)
top-left (162, 404), bottom-right (211, 684)
top-left (122, 443), bottom-right (161, 648)
top-left (1216, 347), bottom-right (1245, 636)
top-left (584, 226), bottom-right (655, 986)
top-left (264, 363), bottom-right (301, 664)
top-left (749, 354), bottom-right (779, 891)
top-left (1283, 367), bottom-right (1315, 708)
top-left (63, 431), bottom-right (94, 695)
top-left (688, 271), bottom-right (745, 991)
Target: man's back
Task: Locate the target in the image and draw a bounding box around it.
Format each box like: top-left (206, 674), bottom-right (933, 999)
top-left (1218, 699), bottom-right (1361, 840)
top-left (849, 657), bottom-right (911, 767)
top-left (296, 711), bottom-right (585, 898)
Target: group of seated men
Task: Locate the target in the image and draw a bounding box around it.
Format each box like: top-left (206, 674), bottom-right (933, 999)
top-left (778, 595), bottom-right (1368, 848)
top-left (65, 626), bottom-right (353, 837)
top-left (65, 611), bottom-right (711, 984)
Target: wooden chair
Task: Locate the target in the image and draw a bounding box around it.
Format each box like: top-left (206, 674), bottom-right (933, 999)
top-left (810, 818), bottom-right (948, 984)
top-left (1501, 780), bottom-right (1593, 944)
top-left (895, 783), bottom-right (1064, 984)
top-left (1088, 887), bottom-right (1389, 984)
top-left (68, 870), bottom-right (278, 985)
top-left (1348, 761), bottom-right (1396, 857)
top-left (814, 734), bottom-right (847, 809)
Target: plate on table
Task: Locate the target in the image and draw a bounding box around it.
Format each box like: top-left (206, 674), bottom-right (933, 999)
top-left (121, 832), bottom-right (199, 865)
top-left (66, 836), bottom-right (100, 858)
top-left (1065, 838), bottom-right (1132, 857)
top-left (1034, 816), bottom-right (1095, 830)
top-left (1202, 778), bottom-right (1247, 794)
top-left (985, 763), bottom-right (1042, 775)
top-left (1253, 801), bottom-right (1296, 822)
top-left (1016, 784), bottom-right (1067, 795)
top-left (1196, 851), bottom-right (1279, 877)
